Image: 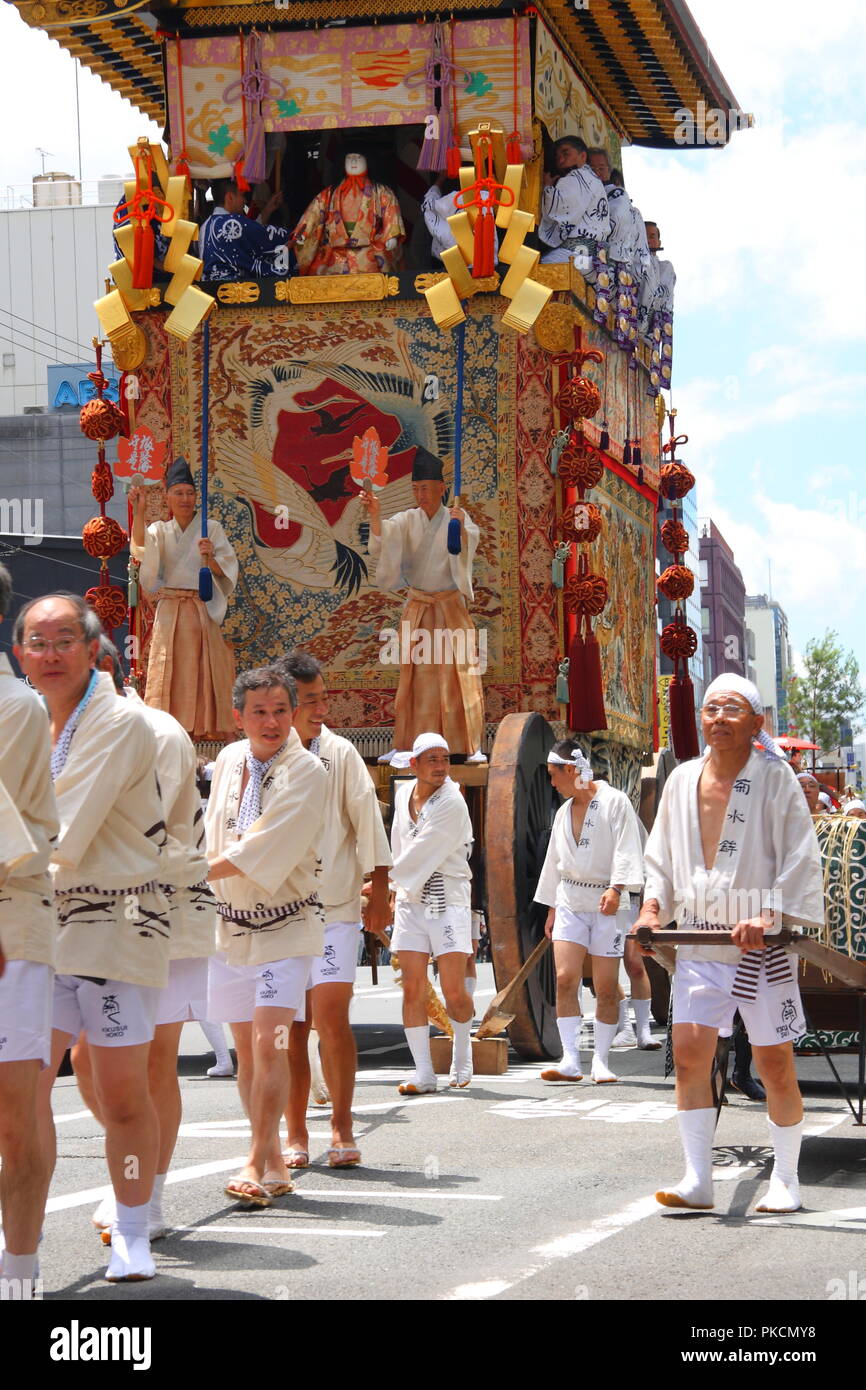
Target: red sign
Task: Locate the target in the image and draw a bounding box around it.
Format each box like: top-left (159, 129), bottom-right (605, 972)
top-left (116, 426), bottom-right (167, 481)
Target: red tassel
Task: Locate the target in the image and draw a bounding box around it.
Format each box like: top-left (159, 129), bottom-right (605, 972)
top-left (233, 159), bottom-right (251, 193)
top-left (567, 624), bottom-right (608, 733)
top-left (669, 667), bottom-right (699, 759)
top-left (132, 221), bottom-right (154, 289)
top-left (473, 209), bottom-right (496, 278)
top-left (446, 145), bottom-right (462, 178)
top-left (506, 133), bottom-right (522, 163)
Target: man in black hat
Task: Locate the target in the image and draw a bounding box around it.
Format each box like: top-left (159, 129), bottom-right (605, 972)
top-left (360, 446), bottom-right (485, 762)
top-left (130, 459), bottom-right (238, 741)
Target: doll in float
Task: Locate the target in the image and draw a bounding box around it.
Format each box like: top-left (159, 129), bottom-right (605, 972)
top-left (292, 151), bottom-right (405, 276)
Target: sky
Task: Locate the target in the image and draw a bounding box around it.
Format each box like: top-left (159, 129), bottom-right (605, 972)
top-left (1, 0), bottom-right (865, 693)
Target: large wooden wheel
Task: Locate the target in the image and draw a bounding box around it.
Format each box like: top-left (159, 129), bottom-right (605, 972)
top-left (485, 711), bottom-right (560, 1059)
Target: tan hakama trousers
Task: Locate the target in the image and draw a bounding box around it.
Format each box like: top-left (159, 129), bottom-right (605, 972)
top-left (145, 588), bottom-right (235, 742)
top-left (393, 587), bottom-right (484, 756)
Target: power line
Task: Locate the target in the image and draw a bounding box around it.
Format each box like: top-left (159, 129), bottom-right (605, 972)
top-left (0, 309), bottom-right (100, 360)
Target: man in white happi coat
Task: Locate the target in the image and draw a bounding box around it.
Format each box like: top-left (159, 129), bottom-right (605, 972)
top-left (534, 739), bottom-right (644, 1084)
top-left (130, 456), bottom-right (238, 741)
top-left (539, 136), bottom-right (611, 268)
top-left (15, 592), bottom-right (171, 1283)
top-left (635, 673), bottom-right (824, 1214)
top-left (0, 564), bottom-right (58, 1295)
top-left (639, 221), bottom-right (675, 393)
top-left (362, 446), bottom-right (484, 761)
top-left (76, 637), bottom-right (216, 1244)
top-left (587, 151), bottom-right (650, 356)
top-left (206, 666), bottom-right (327, 1207)
top-left (279, 650), bottom-right (392, 1169)
top-left (390, 733), bottom-right (474, 1092)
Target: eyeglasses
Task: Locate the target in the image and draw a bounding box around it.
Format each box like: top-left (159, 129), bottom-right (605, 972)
top-left (21, 636), bottom-right (84, 655)
top-left (701, 702), bottom-right (750, 718)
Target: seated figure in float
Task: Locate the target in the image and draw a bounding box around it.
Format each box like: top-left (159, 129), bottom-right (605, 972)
top-left (292, 152), bottom-right (405, 276)
top-left (130, 458), bottom-right (238, 742)
top-left (201, 178), bottom-right (290, 282)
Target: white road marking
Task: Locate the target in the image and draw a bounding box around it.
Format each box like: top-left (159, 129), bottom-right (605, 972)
top-left (52, 1109), bottom-right (96, 1125)
top-left (489, 1096), bottom-right (677, 1123)
top-left (294, 1190), bottom-right (502, 1201)
top-left (46, 1156), bottom-right (251, 1214)
top-left (172, 1225), bottom-right (385, 1238)
top-left (445, 1194), bottom-right (659, 1299)
top-left (749, 1206), bottom-right (866, 1231)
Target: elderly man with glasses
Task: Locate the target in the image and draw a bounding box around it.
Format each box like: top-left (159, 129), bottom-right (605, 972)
top-left (634, 673), bottom-right (824, 1215)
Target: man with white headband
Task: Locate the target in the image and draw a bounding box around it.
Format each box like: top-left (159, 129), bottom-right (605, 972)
top-left (843, 799), bottom-right (866, 819)
top-left (389, 732), bottom-right (474, 1092)
top-left (635, 672), bottom-right (824, 1214)
top-left (534, 738), bottom-right (644, 1083)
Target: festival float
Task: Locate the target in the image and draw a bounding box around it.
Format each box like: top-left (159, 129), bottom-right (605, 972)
top-left (13, 0), bottom-right (749, 1058)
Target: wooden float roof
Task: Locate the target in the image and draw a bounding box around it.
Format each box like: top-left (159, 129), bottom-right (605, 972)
top-left (9, 0), bottom-right (743, 148)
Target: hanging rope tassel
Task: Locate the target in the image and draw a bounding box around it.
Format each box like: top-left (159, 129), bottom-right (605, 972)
top-left (669, 661), bottom-right (699, 759)
top-left (568, 617), bottom-right (607, 734)
top-left (473, 204), bottom-right (496, 277)
top-left (506, 15), bottom-right (522, 163)
top-left (448, 317), bottom-right (465, 555)
top-left (445, 19), bottom-right (462, 176)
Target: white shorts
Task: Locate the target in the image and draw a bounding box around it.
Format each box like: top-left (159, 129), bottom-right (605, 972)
top-left (155, 957), bottom-right (210, 1026)
top-left (552, 906), bottom-right (627, 958)
top-left (672, 958), bottom-right (806, 1048)
top-left (471, 910), bottom-right (483, 942)
top-left (206, 952), bottom-right (313, 1024)
top-left (53, 974), bottom-right (161, 1048)
top-left (0, 959), bottom-right (54, 1067)
top-left (391, 902), bottom-right (473, 958)
top-left (310, 922), bottom-right (360, 989)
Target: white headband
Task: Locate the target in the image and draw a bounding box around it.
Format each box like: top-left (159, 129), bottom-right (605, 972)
top-left (547, 747), bottom-right (593, 784)
top-left (411, 732), bottom-right (450, 758)
top-left (844, 800), bottom-right (866, 814)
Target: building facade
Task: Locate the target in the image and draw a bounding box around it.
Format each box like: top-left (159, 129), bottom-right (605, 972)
top-left (745, 593), bottom-right (792, 735)
top-left (699, 519), bottom-right (749, 686)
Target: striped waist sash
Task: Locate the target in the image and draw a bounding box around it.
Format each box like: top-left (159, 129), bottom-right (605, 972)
top-left (56, 881), bottom-right (160, 898)
top-left (681, 917), bottom-right (794, 1002)
top-left (217, 893), bottom-right (320, 929)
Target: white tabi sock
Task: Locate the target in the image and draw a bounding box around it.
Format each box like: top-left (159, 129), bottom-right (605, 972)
top-left (201, 1020), bottom-right (232, 1070)
top-left (2, 1252), bottom-right (39, 1285)
top-left (404, 1025), bottom-right (435, 1082)
top-left (632, 997), bottom-right (653, 1041)
top-left (756, 1119), bottom-right (803, 1213)
top-left (556, 1015), bottom-right (583, 1075)
top-left (149, 1173), bottom-right (166, 1227)
top-left (657, 1108), bottom-right (716, 1209)
top-left (591, 1019), bottom-right (620, 1081)
top-left (617, 998), bottom-right (628, 1030)
top-left (449, 1018), bottom-right (472, 1070)
top-left (115, 1201), bottom-right (150, 1239)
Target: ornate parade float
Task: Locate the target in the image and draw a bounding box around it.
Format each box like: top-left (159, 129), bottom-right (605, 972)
top-left (13, 0), bottom-right (748, 1057)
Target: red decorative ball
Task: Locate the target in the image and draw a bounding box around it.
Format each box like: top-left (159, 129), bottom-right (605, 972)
top-left (564, 572), bottom-right (608, 616)
top-left (657, 564), bottom-right (695, 601)
top-left (82, 515), bottom-right (127, 559)
top-left (85, 585), bottom-right (127, 631)
top-left (80, 398), bottom-right (124, 442)
top-left (91, 462), bottom-right (115, 503)
top-left (556, 376), bottom-right (602, 421)
top-left (659, 461), bottom-right (695, 500)
top-left (559, 441), bottom-right (604, 491)
top-left (562, 502), bottom-right (602, 544)
top-left (661, 518), bottom-right (689, 556)
top-left (660, 620), bottom-right (698, 660)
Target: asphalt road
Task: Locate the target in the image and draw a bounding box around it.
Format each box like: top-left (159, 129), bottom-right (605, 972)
top-left (33, 964), bottom-right (866, 1344)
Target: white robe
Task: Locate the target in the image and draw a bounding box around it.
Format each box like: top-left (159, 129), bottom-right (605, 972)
top-left (125, 688), bottom-right (215, 960)
top-left (422, 185), bottom-right (460, 262)
top-left (51, 672), bottom-right (171, 987)
top-left (0, 653), bottom-right (57, 964)
top-left (390, 776), bottom-right (473, 909)
top-left (369, 505), bottom-right (478, 600)
top-left (605, 186), bottom-right (650, 279)
top-left (314, 724), bottom-right (392, 924)
top-left (206, 729), bottom-right (327, 965)
top-left (131, 513), bottom-right (238, 626)
top-left (539, 165), bottom-right (611, 258)
top-left (534, 781), bottom-right (645, 914)
top-left (639, 252), bottom-right (676, 323)
top-left (643, 749), bottom-right (824, 965)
